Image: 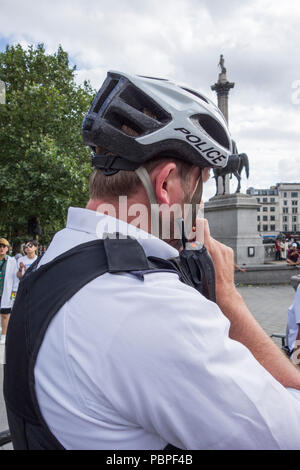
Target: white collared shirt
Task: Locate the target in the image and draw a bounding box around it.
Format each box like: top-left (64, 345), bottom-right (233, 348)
top-left (35, 207), bottom-right (300, 450)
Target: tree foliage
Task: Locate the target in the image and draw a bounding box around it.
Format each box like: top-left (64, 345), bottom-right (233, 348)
top-left (0, 43), bottom-right (95, 244)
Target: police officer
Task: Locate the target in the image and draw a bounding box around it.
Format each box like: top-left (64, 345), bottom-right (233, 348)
top-left (5, 72), bottom-right (300, 450)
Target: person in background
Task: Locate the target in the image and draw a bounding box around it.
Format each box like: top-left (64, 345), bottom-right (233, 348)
top-left (287, 243), bottom-right (300, 267)
top-left (38, 245), bottom-right (47, 257)
top-left (275, 237), bottom-right (281, 261)
top-left (0, 238), bottom-right (18, 344)
top-left (28, 215), bottom-right (42, 242)
top-left (16, 240), bottom-right (38, 281)
top-left (12, 241), bottom-right (24, 262)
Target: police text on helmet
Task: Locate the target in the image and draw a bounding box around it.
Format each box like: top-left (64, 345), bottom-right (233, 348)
top-left (174, 127), bottom-right (226, 165)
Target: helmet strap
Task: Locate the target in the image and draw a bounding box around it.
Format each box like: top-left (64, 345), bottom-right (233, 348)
top-left (135, 166), bottom-right (203, 249)
top-left (190, 173), bottom-right (203, 229)
top-left (135, 166), bottom-right (161, 239)
top-left (177, 173), bottom-right (203, 249)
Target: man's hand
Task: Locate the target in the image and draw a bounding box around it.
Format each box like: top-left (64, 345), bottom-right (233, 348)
top-left (194, 217), bottom-right (241, 311)
top-left (17, 262), bottom-right (26, 279)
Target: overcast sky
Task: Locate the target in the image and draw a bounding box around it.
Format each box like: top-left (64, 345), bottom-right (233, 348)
top-left (1, 0), bottom-right (300, 200)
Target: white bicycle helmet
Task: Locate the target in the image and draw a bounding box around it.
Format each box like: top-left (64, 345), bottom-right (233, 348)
top-left (82, 71), bottom-right (233, 174)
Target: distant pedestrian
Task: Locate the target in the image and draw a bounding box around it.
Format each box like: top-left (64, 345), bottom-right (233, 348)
top-left (287, 243), bottom-right (300, 267)
top-left (38, 245), bottom-right (47, 256)
top-left (28, 215), bottom-right (42, 242)
top-left (275, 237), bottom-right (281, 261)
top-left (0, 238), bottom-right (18, 344)
top-left (16, 240), bottom-right (38, 283)
top-left (12, 241), bottom-right (24, 262)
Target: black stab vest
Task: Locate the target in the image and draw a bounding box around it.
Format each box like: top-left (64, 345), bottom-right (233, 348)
top-left (3, 236), bottom-right (215, 450)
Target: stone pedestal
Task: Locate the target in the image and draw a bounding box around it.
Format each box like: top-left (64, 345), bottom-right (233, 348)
top-left (204, 193), bottom-right (264, 266)
top-left (290, 275), bottom-right (300, 291)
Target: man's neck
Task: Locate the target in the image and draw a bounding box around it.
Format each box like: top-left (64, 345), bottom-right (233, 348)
top-left (27, 253), bottom-right (36, 260)
top-left (0, 254), bottom-right (6, 261)
top-left (85, 199), bottom-right (182, 250)
top-left (86, 197), bottom-right (151, 232)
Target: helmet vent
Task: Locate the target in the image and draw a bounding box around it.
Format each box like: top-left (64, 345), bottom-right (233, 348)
top-left (93, 79), bottom-right (119, 114)
top-left (180, 87), bottom-right (209, 104)
top-left (192, 114), bottom-right (230, 150)
top-left (137, 75), bottom-right (169, 81)
top-left (120, 85), bottom-right (171, 124)
top-left (106, 111), bottom-right (143, 136)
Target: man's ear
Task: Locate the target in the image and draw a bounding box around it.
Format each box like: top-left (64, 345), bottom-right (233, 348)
top-left (153, 162), bottom-right (177, 205)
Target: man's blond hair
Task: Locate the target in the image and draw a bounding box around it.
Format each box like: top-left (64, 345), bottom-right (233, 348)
top-left (89, 157), bottom-right (193, 200)
top-left (89, 120), bottom-right (194, 200)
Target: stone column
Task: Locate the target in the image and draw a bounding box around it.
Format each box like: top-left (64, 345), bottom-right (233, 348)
top-left (205, 56), bottom-right (264, 266)
top-left (211, 56), bottom-right (234, 194)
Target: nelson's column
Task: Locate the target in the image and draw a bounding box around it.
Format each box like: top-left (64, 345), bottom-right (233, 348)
top-left (211, 54), bottom-right (234, 195)
top-left (204, 55), bottom-right (264, 266)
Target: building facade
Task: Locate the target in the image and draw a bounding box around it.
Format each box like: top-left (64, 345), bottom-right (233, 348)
top-left (247, 183), bottom-right (300, 237)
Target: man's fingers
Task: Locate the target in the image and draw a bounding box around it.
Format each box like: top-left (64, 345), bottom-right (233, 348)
top-left (193, 218), bottom-right (211, 246)
top-left (194, 218), bottom-right (235, 265)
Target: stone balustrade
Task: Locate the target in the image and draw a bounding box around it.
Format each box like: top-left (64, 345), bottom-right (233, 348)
top-left (263, 243), bottom-right (276, 262)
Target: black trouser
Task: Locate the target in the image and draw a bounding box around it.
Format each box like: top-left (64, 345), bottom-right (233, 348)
top-left (275, 251), bottom-right (281, 261)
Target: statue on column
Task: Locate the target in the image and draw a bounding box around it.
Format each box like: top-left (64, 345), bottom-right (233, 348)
top-left (218, 54), bottom-right (226, 74)
top-left (211, 56), bottom-right (249, 195)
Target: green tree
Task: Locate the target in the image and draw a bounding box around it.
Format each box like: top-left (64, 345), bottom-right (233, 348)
top-left (0, 43), bottom-right (95, 244)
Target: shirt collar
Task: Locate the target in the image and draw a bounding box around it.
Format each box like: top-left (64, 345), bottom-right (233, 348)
top-left (66, 207), bottom-right (179, 260)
